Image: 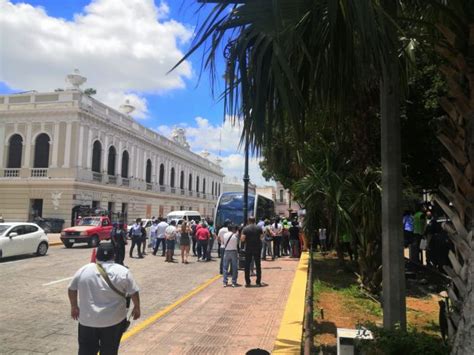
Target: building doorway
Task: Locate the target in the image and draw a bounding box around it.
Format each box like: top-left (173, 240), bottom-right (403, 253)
top-left (29, 199), bottom-right (43, 221)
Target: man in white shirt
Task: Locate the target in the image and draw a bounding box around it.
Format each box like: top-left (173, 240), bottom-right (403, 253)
top-left (222, 224), bottom-right (240, 287)
top-left (165, 220), bottom-right (177, 262)
top-left (152, 217), bottom-right (169, 256)
top-left (217, 220), bottom-right (230, 274)
top-left (68, 243), bottom-right (140, 355)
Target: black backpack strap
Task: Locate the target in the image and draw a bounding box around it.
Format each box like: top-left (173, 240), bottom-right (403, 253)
top-left (96, 263), bottom-right (126, 299)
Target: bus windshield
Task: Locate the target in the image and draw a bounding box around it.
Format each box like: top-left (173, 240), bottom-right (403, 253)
top-left (215, 193), bottom-right (255, 228)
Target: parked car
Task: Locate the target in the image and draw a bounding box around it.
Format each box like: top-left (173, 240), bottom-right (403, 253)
top-left (0, 223), bottom-right (49, 258)
top-left (60, 216), bottom-right (113, 248)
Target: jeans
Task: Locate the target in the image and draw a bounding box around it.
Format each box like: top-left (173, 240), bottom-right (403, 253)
top-left (262, 240), bottom-right (273, 259)
top-left (244, 251), bottom-right (261, 285)
top-left (273, 236), bottom-right (282, 257)
top-left (197, 240), bottom-right (208, 260)
top-left (153, 238), bottom-right (166, 255)
top-left (289, 239), bottom-right (300, 258)
top-left (166, 239), bottom-right (176, 252)
top-left (219, 248), bottom-right (225, 273)
top-left (129, 238), bottom-right (142, 258)
top-left (223, 250), bottom-right (238, 284)
top-left (207, 237), bottom-right (214, 260)
top-left (192, 236), bottom-right (197, 256)
top-left (78, 319), bottom-right (126, 355)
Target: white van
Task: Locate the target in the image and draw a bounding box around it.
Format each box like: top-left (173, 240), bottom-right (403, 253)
top-left (166, 211), bottom-right (201, 225)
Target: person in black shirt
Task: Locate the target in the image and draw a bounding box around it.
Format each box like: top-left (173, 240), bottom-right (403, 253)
top-left (289, 221), bottom-right (301, 258)
top-left (241, 217), bottom-right (263, 287)
top-left (110, 223), bottom-right (127, 265)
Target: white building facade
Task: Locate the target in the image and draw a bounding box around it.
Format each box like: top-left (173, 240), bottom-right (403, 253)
top-left (0, 80), bottom-right (224, 226)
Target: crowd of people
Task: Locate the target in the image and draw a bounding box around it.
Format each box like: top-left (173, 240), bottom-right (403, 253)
top-left (67, 214), bottom-right (304, 354)
top-left (403, 203), bottom-right (453, 272)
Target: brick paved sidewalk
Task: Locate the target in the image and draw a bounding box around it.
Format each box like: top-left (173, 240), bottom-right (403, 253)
top-left (120, 257), bottom-right (300, 354)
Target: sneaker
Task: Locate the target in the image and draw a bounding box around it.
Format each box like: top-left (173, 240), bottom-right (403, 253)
top-left (245, 284), bottom-right (251, 288)
top-left (232, 283), bottom-right (237, 288)
top-left (223, 283), bottom-right (228, 288)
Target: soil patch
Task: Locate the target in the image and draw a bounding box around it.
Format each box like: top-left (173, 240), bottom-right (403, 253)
top-left (313, 253), bottom-right (441, 353)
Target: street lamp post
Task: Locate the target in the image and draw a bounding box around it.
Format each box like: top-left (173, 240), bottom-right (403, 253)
top-left (243, 133), bottom-right (250, 225)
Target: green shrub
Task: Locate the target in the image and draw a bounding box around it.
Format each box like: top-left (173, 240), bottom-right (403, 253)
top-left (356, 323), bottom-right (450, 355)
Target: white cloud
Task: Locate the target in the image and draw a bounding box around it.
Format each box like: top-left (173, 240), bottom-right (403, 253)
top-left (155, 117), bottom-right (272, 186)
top-left (0, 0), bottom-right (192, 118)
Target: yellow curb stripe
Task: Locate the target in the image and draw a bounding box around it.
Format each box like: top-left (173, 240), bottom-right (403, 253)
top-left (273, 252), bottom-right (309, 354)
top-left (49, 242), bottom-right (63, 247)
top-left (121, 274), bottom-right (221, 342)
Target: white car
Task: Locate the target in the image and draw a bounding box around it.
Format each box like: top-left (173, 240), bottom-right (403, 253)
top-left (0, 223), bottom-right (49, 259)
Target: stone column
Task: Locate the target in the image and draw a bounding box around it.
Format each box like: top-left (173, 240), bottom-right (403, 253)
top-left (0, 125), bottom-right (4, 167)
top-left (117, 140), bottom-right (123, 177)
top-left (63, 121), bottom-right (72, 168)
top-left (23, 123), bottom-right (32, 168)
top-left (51, 122), bottom-right (60, 168)
top-left (102, 134), bottom-right (109, 174)
top-left (77, 124), bottom-right (84, 168)
top-left (135, 146), bottom-right (140, 179)
top-left (86, 126), bottom-right (93, 169)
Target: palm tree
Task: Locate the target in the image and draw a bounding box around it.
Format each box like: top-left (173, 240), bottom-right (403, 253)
top-left (178, 0), bottom-right (406, 329)
top-left (428, 1), bottom-right (474, 352)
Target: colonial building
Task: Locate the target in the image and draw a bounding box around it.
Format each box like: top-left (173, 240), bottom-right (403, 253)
top-left (0, 71), bottom-right (224, 226)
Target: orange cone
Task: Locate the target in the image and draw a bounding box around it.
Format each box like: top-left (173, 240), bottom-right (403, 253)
top-left (90, 248), bottom-right (97, 263)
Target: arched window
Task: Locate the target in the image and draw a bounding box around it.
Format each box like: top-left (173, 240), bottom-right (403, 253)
top-left (159, 164), bottom-right (164, 185)
top-left (7, 134), bottom-right (23, 168)
top-left (146, 159), bottom-right (152, 183)
top-left (212, 181), bottom-right (214, 196)
top-left (218, 183), bottom-right (221, 196)
top-left (92, 140), bottom-right (102, 173)
top-left (33, 133), bottom-right (50, 168)
top-left (107, 146), bottom-right (116, 176)
top-left (170, 167), bottom-right (175, 188)
top-left (121, 150), bottom-right (129, 178)
top-left (180, 171), bottom-right (184, 189)
top-left (203, 178), bottom-right (206, 194)
top-left (279, 189), bottom-right (284, 203)
top-left (196, 176), bottom-right (200, 192)
top-left (188, 173), bottom-right (192, 191)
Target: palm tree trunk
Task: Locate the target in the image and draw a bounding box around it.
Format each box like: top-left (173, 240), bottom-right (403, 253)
top-left (434, 18), bottom-right (474, 354)
top-left (380, 0), bottom-right (406, 331)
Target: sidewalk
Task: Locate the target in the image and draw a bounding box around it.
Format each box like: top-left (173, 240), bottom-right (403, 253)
top-left (120, 256), bottom-right (303, 354)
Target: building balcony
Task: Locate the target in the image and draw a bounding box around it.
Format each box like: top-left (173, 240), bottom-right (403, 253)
top-left (121, 178), bottom-right (129, 186)
top-left (107, 175), bottom-right (117, 184)
top-left (171, 188), bottom-right (176, 194)
top-left (146, 183), bottom-right (152, 191)
top-left (92, 172), bottom-right (102, 182)
top-left (31, 168), bottom-right (48, 178)
top-left (3, 168), bottom-right (20, 178)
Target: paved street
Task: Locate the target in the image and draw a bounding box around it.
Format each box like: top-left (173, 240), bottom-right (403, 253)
top-left (0, 243), bottom-right (219, 354)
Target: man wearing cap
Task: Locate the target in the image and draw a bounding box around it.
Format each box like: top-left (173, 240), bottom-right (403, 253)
top-left (68, 243), bottom-right (141, 355)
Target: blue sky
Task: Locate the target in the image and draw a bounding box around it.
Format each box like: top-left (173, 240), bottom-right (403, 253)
top-left (0, 0), bottom-right (269, 185)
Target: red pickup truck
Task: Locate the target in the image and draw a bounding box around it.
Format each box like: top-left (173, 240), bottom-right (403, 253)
top-left (60, 216), bottom-right (114, 248)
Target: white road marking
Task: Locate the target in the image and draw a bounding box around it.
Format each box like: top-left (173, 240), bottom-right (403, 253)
top-left (42, 276), bottom-right (73, 286)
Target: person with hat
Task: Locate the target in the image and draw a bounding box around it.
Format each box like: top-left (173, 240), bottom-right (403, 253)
top-left (68, 243), bottom-right (141, 355)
